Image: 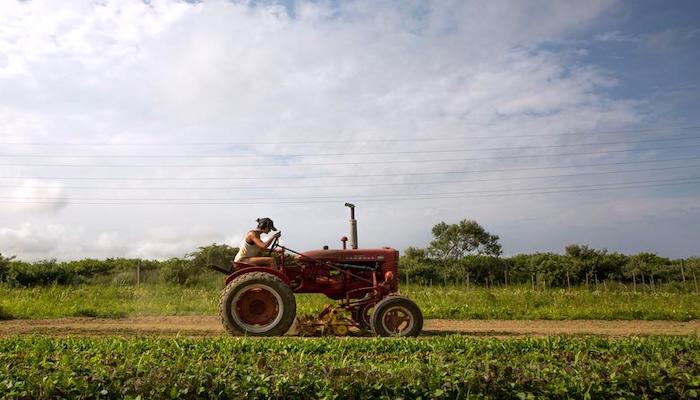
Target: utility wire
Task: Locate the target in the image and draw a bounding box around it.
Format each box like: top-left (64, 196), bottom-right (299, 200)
top-left (2, 135), bottom-right (699, 158)
top-left (1, 156), bottom-right (699, 181)
top-left (2, 144), bottom-right (699, 167)
top-left (2, 164), bottom-right (699, 191)
top-left (2, 180), bottom-right (698, 206)
top-left (3, 176), bottom-right (697, 201)
top-left (1, 124), bottom-right (698, 146)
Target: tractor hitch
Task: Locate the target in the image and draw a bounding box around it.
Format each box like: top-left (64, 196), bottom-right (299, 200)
top-left (296, 304), bottom-right (359, 336)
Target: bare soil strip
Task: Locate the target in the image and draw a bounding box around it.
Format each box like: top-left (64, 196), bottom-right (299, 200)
top-left (1, 316), bottom-right (698, 338)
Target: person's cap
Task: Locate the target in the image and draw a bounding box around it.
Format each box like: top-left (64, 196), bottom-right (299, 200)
top-left (257, 217), bottom-right (277, 231)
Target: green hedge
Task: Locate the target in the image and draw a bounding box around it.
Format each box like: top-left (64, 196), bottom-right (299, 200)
top-left (0, 244), bottom-right (238, 288)
top-left (402, 249), bottom-right (700, 288)
top-left (2, 246), bottom-right (698, 289)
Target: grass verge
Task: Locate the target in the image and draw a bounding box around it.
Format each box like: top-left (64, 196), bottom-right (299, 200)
top-left (0, 283), bottom-right (698, 320)
top-left (0, 305), bottom-right (12, 320)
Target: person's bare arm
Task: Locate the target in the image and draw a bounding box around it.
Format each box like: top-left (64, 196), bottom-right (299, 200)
top-left (248, 231), bottom-right (281, 250)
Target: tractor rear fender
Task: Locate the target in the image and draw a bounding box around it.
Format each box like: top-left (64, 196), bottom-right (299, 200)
top-left (225, 267), bottom-right (290, 286)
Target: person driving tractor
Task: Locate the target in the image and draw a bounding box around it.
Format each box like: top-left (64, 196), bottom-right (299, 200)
top-left (233, 217), bottom-right (281, 268)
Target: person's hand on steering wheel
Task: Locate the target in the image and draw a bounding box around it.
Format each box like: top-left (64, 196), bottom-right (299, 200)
top-left (268, 231), bottom-right (282, 255)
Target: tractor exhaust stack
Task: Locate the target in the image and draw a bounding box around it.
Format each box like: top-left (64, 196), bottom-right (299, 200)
top-left (344, 203), bottom-right (358, 249)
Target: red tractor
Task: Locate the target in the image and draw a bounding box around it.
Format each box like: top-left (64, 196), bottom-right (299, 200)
top-left (213, 203), bottom-right (423, 337)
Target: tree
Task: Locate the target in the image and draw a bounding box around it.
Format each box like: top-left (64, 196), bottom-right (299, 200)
top-left (565, 244), bottom-right (630, 283)
top-left (187, 243), bottom-right (239, 270)
top-left (0, 253), bottom-right (15, 283)
top-left (403, 246), bottom-right (428, 261)
top-left (427, 219), bottom-right (502, 260)
top-left (624, 252), bottom-right (669, 284)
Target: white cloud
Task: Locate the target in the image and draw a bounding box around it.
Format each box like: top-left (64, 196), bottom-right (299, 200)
top-left (594, 27), bottom-right (700, 55)
top-left (0, 223), bottom-right (71, 256)
top-left (128, 226), bottom-right (228, 259)
top-left (2, 179), bottom-right (67, 213)
top-left (1, 0), bottom-right (696, 259)
top-left (594, 30), bottom-right (640, 43)
top-left (0, 222), bottom-right (229, 261)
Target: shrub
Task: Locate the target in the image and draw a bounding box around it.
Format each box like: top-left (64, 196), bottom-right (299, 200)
top-left (158, 258), bottom-right (203, 285)
top-left (0, 253), bottom-right (15, 283)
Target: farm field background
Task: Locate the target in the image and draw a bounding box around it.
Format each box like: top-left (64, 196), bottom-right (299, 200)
top-left (1, 336), bottom-right (698, 399)
top-left (2, 283), bottom-right (698, 400)
top-left (3, 282), bottom-right (699, 398)
top-left (1, 283), bottom-right (698, 321)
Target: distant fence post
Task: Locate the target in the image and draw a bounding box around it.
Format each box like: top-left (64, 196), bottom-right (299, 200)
top-left (693, 270), bottom-right (698, 295)
top-left (632, 270), bottom-right (637, 293)
top-left (136, 260), bottom-right (141, 286)
top-left (680, 261), bottom-right (686, 284)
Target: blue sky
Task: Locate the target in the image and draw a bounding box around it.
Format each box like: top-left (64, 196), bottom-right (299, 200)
top-left (574, 1), bottom-right (699, 106)
top-left (0, 0), bottom-right (698, 260)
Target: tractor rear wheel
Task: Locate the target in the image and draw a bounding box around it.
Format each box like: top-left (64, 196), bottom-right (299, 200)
top-left (370, 296), bottom-right (423, 337)
top-left (219, 272), bottom-right (296, 336)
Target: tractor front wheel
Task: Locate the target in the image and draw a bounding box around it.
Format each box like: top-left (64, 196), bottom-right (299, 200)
top-left (370, 296), bottom-right (423, 337)
top-left (219, 272), bottom-right (296, 336)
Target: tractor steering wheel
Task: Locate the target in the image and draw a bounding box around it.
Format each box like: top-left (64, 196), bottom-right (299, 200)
top-left (267, 234), bottom-right (281, 256)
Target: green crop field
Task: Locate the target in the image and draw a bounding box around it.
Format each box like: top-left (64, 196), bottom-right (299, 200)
top-left (1, 335), bottom-right (698, 399)
top-left (1, 283), bottom-right (698, 321)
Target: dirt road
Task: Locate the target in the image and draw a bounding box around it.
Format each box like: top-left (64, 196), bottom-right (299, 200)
top-left (1, 316), bottom-right (698, 338)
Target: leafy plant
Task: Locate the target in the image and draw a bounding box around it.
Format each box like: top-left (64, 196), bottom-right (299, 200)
top-left (0, 336), bottom-right (697, 399)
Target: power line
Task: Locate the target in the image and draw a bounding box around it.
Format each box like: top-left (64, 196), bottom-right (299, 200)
top-left (2, 163), bottom-right (699, 191)
top-left (2, 135), bottom-right (699, 158)
top-left (1, 156), bottom-right (698, 181)
top-left (1, 124), bottom-right (698, 146)
top-left (2, 143), bottom-right (699, 167)
top-left (2, 180), bottom-right (698, 206)
top-left (3, 176), bottom-right (697, 201)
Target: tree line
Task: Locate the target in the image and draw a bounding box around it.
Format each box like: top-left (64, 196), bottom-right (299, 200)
top-left (0, 243), bottom-right (238, 287)
top-left (1, 245), bottom-right (697, 289)
top-left (403, 219), bottom-right (699, 289)
top-left (1, 219), bottom-right (697, 289)
top-left (401, 245), bottom-right (700, 289)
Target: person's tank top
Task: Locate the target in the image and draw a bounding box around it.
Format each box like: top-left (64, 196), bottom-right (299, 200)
top-left (234, 232), bottom-right (262, 262)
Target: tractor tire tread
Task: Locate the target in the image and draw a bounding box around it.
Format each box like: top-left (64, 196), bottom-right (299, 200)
top-left (219, 271), bottom-right (296, 336)
top-left (370, 296), bottom-right (423, 337)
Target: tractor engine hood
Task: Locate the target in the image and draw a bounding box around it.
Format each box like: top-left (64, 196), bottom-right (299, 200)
top-left (299, 248), bottom-right (397, 263)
